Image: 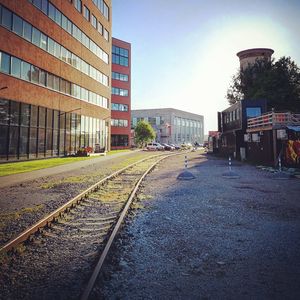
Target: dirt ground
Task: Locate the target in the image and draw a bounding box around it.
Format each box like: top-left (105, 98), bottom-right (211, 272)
top-left (94, 151), bottom-right (300, 300)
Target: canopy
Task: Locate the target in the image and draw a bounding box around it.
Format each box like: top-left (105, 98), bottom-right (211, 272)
top-left (287, 126), bottom-right (300, 132)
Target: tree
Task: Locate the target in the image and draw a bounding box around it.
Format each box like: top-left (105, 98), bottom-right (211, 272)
top-left (134, 120), bottom-right (156, 147)
top-left (226, 56), bottom-right (300, 112)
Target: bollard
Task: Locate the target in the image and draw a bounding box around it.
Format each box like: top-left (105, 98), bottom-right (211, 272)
top-left (177, 155), bottom-right (195, 180)
top-left (272, 155), bottom-right (290, 179)
top-left (222, 155), bottom-right (239, 179)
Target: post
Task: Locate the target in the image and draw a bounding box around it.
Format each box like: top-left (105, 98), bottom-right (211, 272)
top-left (272, 129), bottom-right (277, 167)
top-left (185, 155), bottom-right (188, 170)
top-left (229, 156), bottom-right (232, 172)
top-left (278, 156), bottom-right (282, 172)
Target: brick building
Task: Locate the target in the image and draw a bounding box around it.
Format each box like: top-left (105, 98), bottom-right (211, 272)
top-left (0, 0), bottom-right (111, 161)
top-left (111, 37), bottom-right (131, 149)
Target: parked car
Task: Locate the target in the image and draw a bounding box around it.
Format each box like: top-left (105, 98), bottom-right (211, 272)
top-left (146, 142), bottom-right (164, 151)
top-left (161, 143), bottom-right (175, 151)
top-left (170, 144), bottom-right (180, 150)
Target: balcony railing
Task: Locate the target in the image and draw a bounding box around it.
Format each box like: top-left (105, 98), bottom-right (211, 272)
top-left (247, 112), bottom-right (300, 131)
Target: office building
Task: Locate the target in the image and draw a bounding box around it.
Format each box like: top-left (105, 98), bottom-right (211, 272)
top-left (131, 108), bottom-right (204, 145)
top-left (0, 0), bottom-right (111, 161)
top-left (111, 37), bottom-right (131, 149)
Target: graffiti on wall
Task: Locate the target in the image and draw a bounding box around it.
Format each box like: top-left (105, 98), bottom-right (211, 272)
top-left (285, 140), bottom-right (300, 166)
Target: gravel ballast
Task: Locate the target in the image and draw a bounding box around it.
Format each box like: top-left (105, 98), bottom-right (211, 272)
top-left (95, 152), bottom-right (300, 299)
top-left (1, 150), bottom-right (299, 299)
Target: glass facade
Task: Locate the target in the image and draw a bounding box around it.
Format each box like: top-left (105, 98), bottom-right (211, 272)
top-left (112, 87), bottom-right (128, 97)
top-left (112, 71), bottom-right (128, 81)
top-left (111, 103), bottom-right (128, 111)
top-left (111, 135), bottom-right (128, 147)
top-left (112, 45), bottom-right (129, 67)
top-left (0, 99), bottom-right (107, 161)
top-left (111, 119), bottom-right (128, 127)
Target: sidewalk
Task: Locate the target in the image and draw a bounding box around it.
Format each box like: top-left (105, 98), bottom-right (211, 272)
top-left (0, 151), bottom-right (140, 189)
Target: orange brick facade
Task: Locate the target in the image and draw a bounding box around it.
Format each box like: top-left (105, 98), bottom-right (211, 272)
top-left (111, 37), bottom-right (131, 149)
top-left (0, 0), bottom-right (112, 160)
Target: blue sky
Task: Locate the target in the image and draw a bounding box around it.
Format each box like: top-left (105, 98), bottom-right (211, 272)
top-left (112, 0), bottom-right (300, 134)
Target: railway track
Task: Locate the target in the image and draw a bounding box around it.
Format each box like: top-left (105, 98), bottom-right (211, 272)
top-left (0, 152), bottom-right (181, 300)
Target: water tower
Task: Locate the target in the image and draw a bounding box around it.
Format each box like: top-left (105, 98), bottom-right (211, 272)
top-left (236, 48), bottom-right (274, 70)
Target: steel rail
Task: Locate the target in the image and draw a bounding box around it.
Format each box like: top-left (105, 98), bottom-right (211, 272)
top-left (80, 153), bottom-right (174, 300)
top-left (0, 153), bottom-right (169, 254)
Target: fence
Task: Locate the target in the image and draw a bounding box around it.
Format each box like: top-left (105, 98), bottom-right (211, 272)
top-left (247, 112), bottom-right (300, 131)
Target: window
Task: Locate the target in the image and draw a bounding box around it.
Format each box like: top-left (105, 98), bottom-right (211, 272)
top-left (40, 33), bottom-right (47, 50)
top-left (0, 52), bottom-right (10, 74)
top-left (60, 79), bottom-right (67, 93)
top-left (32, 27), bottom-right (41, 47)
top-left (97, 22), bottom-right (103, 34)
top-left (246, 107), bottom-right (262, 118)
top-left (41, 0), bottom-right (48, 14)
top-left (61, 14), bottom-right (68, 31)
top-left (74, 0), bottom-right (82, 13)
top-left (1, 7), bottom-right (12, 30)
top-left (47, 73), bottom-right (54, 89)
top-left (23, 21), bottom-right (32, 41)
top-left (53, 76), bottom-right (60, 91)
top-left (81, 32), bottom-right (89, 48)
top-left (112, 45), bottom-right (128, 66)
top-left (21, 61), bottom-right (31, 81)
top-left (112, 71), bottom-right (128, 81)
top-left (39, 69), bottom-right (46, 86)
top-left (103, 28), bottom-right (109, 41)
top-left (91, 15), bottom-right (97, 28)
top-left (112, 87), bottom-right (128, 96)
top-left (61, 47), bottom-right (67, 62)
top-left (33, 0), bottom-right (42, 10)
top-left (31, 66), bottom-right (40, 83)
top-left (111, 119), bottom-right (128, 127)
top-left (54, 42), bottom-right (61, 59)
top-left (111, 135), bottom-right (128, 147)
top-left (12, 14), bottom-right (23, 36)
top-left (103, 1), bottom-right (109, 19)
top-left (11, 57), bottom-right (21, 78)
top-left (111, 103), bottom-right (119, 111)
top-left (54, 8), bottom-right (62, 26)
top-left (111, 103), bottom-right (128, 111)
top-left (48, 2), bottom-right (55, 21)
top-left (48, 38), bottom-right (55, 55)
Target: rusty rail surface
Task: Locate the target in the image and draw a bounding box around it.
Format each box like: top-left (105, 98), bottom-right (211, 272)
top-left (80, 154), bottom-right (173, 300)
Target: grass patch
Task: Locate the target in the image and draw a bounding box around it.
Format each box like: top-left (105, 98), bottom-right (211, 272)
top-left (0, 150), bottom-right (134, 177)
top-left (0, 157), bottom-right (95, 177)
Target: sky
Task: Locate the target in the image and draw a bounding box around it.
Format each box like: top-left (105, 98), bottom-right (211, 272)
top-left (112, 0), bottom-right (300, 134)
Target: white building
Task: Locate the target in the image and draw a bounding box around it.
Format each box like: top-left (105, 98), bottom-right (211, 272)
top-left (131, 108), bottom-right (204, 145)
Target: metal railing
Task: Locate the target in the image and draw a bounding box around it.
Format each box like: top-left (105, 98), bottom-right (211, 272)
top-left (247, 112), bottom-right (300, 130)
